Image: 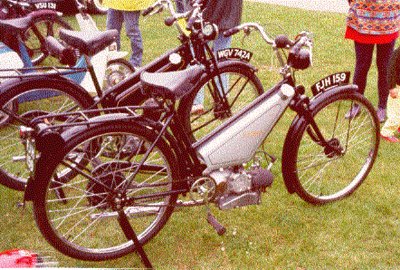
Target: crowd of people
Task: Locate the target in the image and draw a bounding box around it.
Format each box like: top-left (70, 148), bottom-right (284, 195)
top-left (102, 0), bottom-right (400, 142)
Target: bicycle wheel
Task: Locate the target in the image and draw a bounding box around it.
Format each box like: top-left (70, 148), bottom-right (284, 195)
top-left (103, 59), bottom-right (135, 90)
top-left (179, 62), bottom-right (263, 141)
top-left (0, 78), bottom-right (94, 191)
top-left (87, 0), bottom-right (109, 14)
top-left (22, 16), bottom-right (72, 65)
top-left (33, 122), bottom-right (179, 261)
top-left (282, 90), bottom-right (379, 204)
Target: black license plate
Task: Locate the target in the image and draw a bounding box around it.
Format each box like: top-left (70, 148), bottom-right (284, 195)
top-left (311, 71), bottom-right (350, 96)
top-left (34, 2), bottom-right (57, 10)
top-left (216, 48), bottom-right (253, 62)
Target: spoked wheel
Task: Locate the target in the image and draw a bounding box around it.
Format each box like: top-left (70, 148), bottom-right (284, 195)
top-left (0, 81), bottom-right (94, 191)
top-left (33, 122), bottom-right (179, 261)
top-left (282, 90), bottom-right (380, 204)
top-left (87, 0), bottom-right (109, 14)
top-left (179, 63), bottom-right (263, 142)
top-left (103, 59), bottom-right (135, 90)
top-left (23, 16), bottom-right (72, 65)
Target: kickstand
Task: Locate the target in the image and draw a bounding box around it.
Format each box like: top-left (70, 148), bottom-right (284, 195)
top-left (117, 210), bottom-right (153, 269)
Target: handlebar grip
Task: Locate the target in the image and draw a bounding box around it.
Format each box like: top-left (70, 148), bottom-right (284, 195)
top-left (223, 27), bottom-right (240, 37)
top-left (291, 38), bottom-right (305, 54)
top-left (274, 34), bottom-right (294, 49)
top-left (141, 6), bottom-right (154, 16)
top-left (164, 16), bottom-right (176, 27)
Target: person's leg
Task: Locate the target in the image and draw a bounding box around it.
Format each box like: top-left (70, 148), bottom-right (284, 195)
top-left (193, 35), bottom-right (232, 106)
top-left (376, 40), bottom-right (396, 111)
top-left (106, 9), bottom-right (123, 50)
top-left (175, 0), bottom-right (185, 12)
top-left (346, 42), bottom-right (374, 118)
top-left (123, 10), bottom-right (143, 67)
top-left (380, 90), bottom-right (400, 142)
top-left (353, 41), bottom-right (374, 95)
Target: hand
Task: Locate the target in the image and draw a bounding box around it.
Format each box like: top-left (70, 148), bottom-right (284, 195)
top-left (390, 88), bottom-right (399, 99)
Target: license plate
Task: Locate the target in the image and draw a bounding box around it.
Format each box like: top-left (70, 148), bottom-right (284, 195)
top-left (216, 48), bottom-right (253, 62)
top-left (34, 2), bottom-right (57, 10)
top-left (311, 71), bottom-right (350, 96)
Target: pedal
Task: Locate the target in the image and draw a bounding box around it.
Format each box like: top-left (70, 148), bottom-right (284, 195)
top-left (207, 212), bottom-right (226, 236)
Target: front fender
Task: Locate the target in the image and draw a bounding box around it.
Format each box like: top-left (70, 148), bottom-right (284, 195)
top-left (282, 84), bottom-right (359, 194)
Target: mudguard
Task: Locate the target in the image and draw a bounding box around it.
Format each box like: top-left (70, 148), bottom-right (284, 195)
top-left (0, 76), bottom-right (94, 106)
top-left (24, 113), bottom-right (128, 201)
top-left (24, 115), bottom-right (187, 202)
top-left (282, 84), bottom-right (359, 194)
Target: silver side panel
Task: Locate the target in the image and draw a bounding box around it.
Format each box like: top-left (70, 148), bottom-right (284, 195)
top-left (197, 84), bottom-right (294, 170)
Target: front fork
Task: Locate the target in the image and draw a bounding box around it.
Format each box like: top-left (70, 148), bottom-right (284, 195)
top-left (290, 86), bottom-right (343, 156)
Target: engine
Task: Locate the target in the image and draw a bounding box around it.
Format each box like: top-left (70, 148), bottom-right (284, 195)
top-left (208, 167), bottom-right (274, 210)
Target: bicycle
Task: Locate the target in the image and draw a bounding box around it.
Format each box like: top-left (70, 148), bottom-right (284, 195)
top-left (0, 0), bottom-right (263, 191)
top-left (0, 0), bottom-right (73, 65)
top-left (21, 22), bottom-right (379, 265)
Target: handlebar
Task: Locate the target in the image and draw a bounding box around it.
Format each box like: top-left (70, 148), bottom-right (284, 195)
top-left (142, 0), bottom-right (203, 32)
top-left (223, 22), bottom-right (312, 50)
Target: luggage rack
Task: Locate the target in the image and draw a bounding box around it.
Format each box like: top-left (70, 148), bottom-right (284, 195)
top-left (0, 66), bottom-right (87, 79)
top-left (28, 104), bottom-right (162, 134)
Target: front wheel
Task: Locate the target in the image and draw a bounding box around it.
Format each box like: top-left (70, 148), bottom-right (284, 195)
top-left (179, 62), bottom-right (264, 142)
top-left (282, 90), bottom-right (379, 204)
top-left (23, 16), bottom-right (72, 65)
top-left (87, 0), bottom-right (108, 14)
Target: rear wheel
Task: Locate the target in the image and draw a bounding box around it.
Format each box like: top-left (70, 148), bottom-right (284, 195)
top-left (0, 79), bottom-right (94, 191)
top-left (103, 59), bottom-right (135, 90)
top-left (282, 91), bottom-right (379, 204)
top-left (33, 122), bottom-right (178, 261)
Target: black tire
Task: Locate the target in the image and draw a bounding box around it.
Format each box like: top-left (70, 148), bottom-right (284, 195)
top-left (33, 122), bottom-right (178, 261)
top-left (22, 16), bottom-right (72, 65)
top-left (0, 79), bottom-right (94, 191)
top-left (87, 0), bottom-right (108, 14)
top-left (103, 58), bottom-right (135, 91)
top-left (179, 62), bottom-right (264, 142)
top-left (282, 90), bottom-right (379, 205)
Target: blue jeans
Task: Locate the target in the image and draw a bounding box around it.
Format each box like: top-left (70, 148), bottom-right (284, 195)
top-left (175, 0), bottom-right (186, 12)
top-left (353, 40), bottom-right (396, 109)
top-left (106, 9), bottom-right (143, 67)
top-left (194, 34), bottom-right (232, 105)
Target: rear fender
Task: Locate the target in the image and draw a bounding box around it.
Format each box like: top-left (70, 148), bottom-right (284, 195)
top-left (25, 113), bottom-right (129, 201)
top-left (0, 76), bottom-right (94, 107)
top-left (24, 117), bottom-right (186, 201)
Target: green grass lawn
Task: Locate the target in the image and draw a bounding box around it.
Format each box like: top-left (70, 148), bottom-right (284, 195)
top-left (1, 1), bottom-right (400, 268)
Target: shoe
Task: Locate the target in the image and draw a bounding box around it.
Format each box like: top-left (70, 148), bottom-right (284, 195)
top-left (345, 104), bottom-right (360, 119)
top-left (380, 134), bottom-right (400, 143)
top-left (191, 104), bottom-right (205, 115)
top-left (377, 107), bottom-right (386, 123)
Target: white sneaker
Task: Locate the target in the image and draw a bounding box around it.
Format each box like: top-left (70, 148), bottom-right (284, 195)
top-left (191, 104), bottom-right (205, 115)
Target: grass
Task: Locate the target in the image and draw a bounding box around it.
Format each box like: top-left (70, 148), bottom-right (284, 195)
top-left (1, 1), bottom-right (400, 269)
